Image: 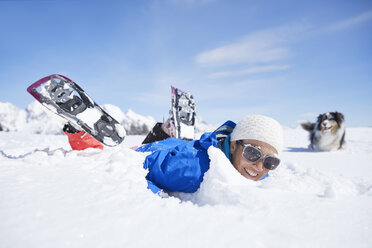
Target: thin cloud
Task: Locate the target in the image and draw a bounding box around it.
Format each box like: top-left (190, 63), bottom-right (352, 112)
top-left (328, 9), bottom-right (372, 31)
top-left (195, 25), bottom-right (307, 67)
top-left (200, 105), bottom-right (281, 124)
top-left (301, 113), bottom-right (318, 118)
top-left (183, 77), bottom-right (281, 102)
top-left (207, 64), bottom-right (291, 79)
top-left (167, 0), bottom-right (217, 6)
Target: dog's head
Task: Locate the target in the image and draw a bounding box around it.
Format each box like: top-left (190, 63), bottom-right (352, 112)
top-left (316, 112), bottom-right (344, 134)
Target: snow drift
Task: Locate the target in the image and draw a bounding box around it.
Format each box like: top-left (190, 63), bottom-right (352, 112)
top-left (1, 127), bottom-right (372, 248)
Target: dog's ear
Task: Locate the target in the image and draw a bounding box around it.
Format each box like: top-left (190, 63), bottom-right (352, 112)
top-left (334, 112), bottom-right (344, 127)
top-left (335, 112), bottom-right (344, 121)
top-left (300, 121), bottom-right (315, 132)
top-left (317, 114), bottom-right (324, 123)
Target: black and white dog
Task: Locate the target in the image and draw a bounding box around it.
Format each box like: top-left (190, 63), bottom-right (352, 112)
top-left (301, 112), bottom-right (346, 151)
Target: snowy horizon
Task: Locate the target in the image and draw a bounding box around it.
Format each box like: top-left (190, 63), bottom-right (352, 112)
top-left (2, 100), bottom-right (370, 136)
top-left (0, 100), bottom-right (214, 135)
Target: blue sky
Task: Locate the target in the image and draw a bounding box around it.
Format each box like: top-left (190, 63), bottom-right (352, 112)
top-left (0, 0), bottom-right (371, 127)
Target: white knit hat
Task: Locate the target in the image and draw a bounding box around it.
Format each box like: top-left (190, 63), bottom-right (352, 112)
top-left (230, 115), bottom-right (283, 152)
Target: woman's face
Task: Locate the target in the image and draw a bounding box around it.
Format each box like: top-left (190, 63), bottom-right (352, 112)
top-left (230, 139), bottom-right (278, 181)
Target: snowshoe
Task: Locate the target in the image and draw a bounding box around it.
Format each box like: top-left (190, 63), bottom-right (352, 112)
top-left (169, 86), bottom-right (196, 140)
top-left (27, 74), bottom-right (125, 146)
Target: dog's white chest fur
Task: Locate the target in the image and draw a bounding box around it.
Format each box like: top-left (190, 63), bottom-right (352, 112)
top-left (312, 124), bottom-right (345, 151)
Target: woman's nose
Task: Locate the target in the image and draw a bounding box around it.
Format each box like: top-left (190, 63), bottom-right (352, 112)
top-left (253, 159), bottom-right (264, 171)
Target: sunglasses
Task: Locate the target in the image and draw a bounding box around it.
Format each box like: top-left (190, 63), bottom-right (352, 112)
top-left (236, 140), bottom-right (280, 170)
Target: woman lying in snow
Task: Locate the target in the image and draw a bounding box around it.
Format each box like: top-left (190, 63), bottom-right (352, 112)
top-left (63, 114), bottom-right (283, 194)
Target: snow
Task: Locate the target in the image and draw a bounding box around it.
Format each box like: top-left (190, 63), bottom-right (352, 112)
top-left (0, 101), bottom-right (65, 134)
top-left (76, 107), bottom-right (103, 128)
top-left (0, 102), bottom-right (27, 132)
top-left (101, 105), bottom-right (157, 135)
top-left (1, 127), bottom-right (372, 248)
top-left (115, 123), bottom-right (126, 138)
top-left (179, 122), bottom-right (195, 140)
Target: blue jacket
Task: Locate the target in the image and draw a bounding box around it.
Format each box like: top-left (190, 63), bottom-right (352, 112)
top-left (136, 121), bottom-right (236, 194)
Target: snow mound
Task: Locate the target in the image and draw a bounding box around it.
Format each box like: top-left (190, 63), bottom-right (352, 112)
top-left (25, 101), bottom-right (66, 134)
top-left (123, 109), bottom-right (157, 135)
top-left (1, 127), bottom-right (372, 247)
top-left (0, 101), bottom-right (64, 134)
top-left (100, 104), bottom-right (126, 123)
top-left (101, 104), bottom-right (156, 135)
top-left (195, 115), bottom-right (217, 133)
top-left (0, 102), bottom-right (27, 132)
